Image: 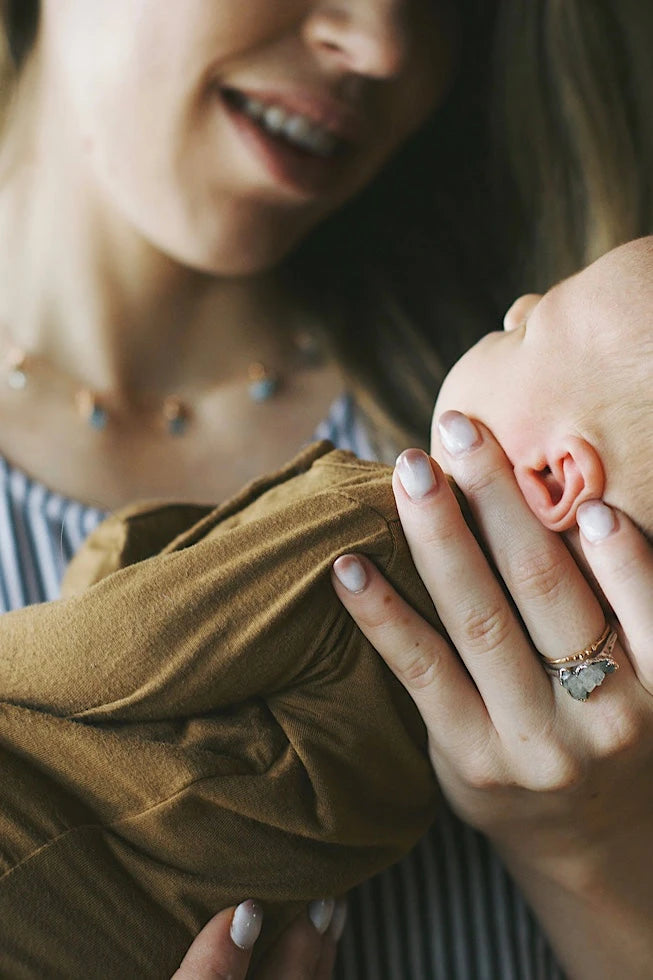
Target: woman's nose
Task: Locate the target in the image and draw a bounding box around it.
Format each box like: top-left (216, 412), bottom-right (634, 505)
top-left (303, 0), bottom-right (408, 78)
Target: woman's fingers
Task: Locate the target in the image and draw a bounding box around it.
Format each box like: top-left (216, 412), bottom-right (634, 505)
top-left (173, 898), bottom-right (344, 980)
top-left (255, 899), bottom-right (345, 980)
top-left (335, 416), bottom-right (642, 749)
top-left (434, 413), bottom-right (607, 657)
top-left (171, 900), bottom-right (262, 979)
top-left (390, 445), bottom-right (554, 733)
top-left (332, 554), bottom-right (490, 758)
top-left (577, 501), bottom-right (653, 692)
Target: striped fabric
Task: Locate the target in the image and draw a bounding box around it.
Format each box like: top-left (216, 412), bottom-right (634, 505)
top-left (0, 454), bottom-right (105, 610)
top-left (312, 391), bottom-right (381, 460)
top-left (0, 393), bottom-right (565, 979)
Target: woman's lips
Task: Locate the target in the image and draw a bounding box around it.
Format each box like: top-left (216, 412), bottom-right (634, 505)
top-left (218, 87), bottom-right (358, 197)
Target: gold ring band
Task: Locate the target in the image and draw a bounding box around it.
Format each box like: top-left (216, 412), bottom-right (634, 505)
top-left (545, 623), bottom-right (612, 666)
top-left (539, 623), bottom-right (619, 702)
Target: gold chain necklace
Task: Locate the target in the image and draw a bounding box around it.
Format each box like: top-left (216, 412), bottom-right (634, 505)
top-left (2, 332), bottom-right (321, 436)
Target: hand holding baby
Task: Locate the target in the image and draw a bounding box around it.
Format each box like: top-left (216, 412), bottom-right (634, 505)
top-left (333, 237), bottom-right (653, 980)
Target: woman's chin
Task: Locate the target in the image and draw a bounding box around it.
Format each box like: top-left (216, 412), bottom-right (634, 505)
top-left (156, 219), bottom-right (309, 278)
top-left (144, 230), bottom-right (297, 279)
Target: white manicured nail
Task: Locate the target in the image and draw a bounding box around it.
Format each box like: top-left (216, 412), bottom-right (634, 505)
top-left (395, 449), bottom-right (436, 500)
top-left (230, 900), bottom-right (263, 950)
top-left (333, 555), bottom-right (367, 593)
top-left (438, 411), bottom-right (481, 456)
top-left (308, 898), bottom-right (335, 935)
top-left (577, 500), bottom-right (616, 542)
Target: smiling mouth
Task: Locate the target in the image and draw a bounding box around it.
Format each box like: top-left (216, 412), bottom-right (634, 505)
top-left (221, 88), bottom-right (347, 160)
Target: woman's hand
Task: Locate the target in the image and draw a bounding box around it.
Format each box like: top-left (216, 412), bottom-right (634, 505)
top-left (172, 898), bottom-right (345, 979)
top-left (332, 414), bottom-right (653, 980)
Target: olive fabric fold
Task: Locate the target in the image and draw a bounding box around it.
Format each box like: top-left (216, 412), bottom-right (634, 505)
top-left (0, 442), bottom-right (441, 978)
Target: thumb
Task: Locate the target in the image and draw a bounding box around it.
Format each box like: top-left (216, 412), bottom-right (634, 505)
top-left (171, 901), bottom-right (263, 979)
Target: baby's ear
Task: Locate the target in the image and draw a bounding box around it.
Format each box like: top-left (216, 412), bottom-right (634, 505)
top-left (514, 436), bottom-right (605, 532)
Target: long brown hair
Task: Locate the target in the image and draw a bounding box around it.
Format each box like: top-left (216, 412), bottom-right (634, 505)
top-left (2, 1), bottom-right (652, 448)
top-left (288, 0), bottom-right (653, 446)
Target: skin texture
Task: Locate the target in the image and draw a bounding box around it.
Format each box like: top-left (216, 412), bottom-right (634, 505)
top-left (37, 0), bottom-right (453, 275)
top-left (434, 237), bottom-right (653, 535)
top-left (0, 0), bottom-right (456, 509)
top-left (333, 392), bottom-right (653, 976)
top-left (0, 3), bottom-right (448, 976)
top-left (172, 905), bottom-right (343, 979)
top-left (2, 5), bottom-right (652, 979)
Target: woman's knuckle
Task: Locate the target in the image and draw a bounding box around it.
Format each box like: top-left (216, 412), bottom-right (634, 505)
top-left (604, 541), bottom-right (648, 587)
top-left (418, 515), bottom-right (459, 549)
top-left (405, 500), bottom-right (464, 551)
top-left (459, 602), bottom-right (513, 653)
top-left (398, 643), bottom-right (439, 689)
top-left (464, 767), bottom-right (504, 793)
top-left (355, 593), bottom-right (398, 631)
top-left (521, 747), bottom-right (583, 793)
top-left (540, 754), bottom-right (583, 793)
top-left (459, 458), bottom-right (505, 500)
top-left (592, 702), bottom-right (642, 757)
top-left (460, 754), bottom-right (503, 792)
top-left (510, 547), bottom-right (569, 602)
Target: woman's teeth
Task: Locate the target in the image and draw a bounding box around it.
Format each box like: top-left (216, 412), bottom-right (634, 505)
top-left (226, 91), bottom-right (340, 158)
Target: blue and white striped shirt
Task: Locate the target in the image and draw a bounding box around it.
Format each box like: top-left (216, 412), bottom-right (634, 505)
top-left (0, 393), bottom-right (564, 979)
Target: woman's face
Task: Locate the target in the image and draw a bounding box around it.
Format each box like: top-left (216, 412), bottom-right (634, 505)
top-left (38, 0), bottom-right (455, 274)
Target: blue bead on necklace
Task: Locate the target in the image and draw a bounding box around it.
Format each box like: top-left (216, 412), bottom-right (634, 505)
top-left (247, 362), bottom-right (280, 403)
top-left (2, 335), bottom-right (324, 435)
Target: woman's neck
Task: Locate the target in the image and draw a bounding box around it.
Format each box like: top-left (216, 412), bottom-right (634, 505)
top-left (0, 127), bottom-right (304, 402)
top-left (0, 65), bottom-right (345, 509)
top-left (0, 159), bottom-right (343, 507)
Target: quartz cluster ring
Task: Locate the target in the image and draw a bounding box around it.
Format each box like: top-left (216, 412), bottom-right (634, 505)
top-left (540, 622), bottom-right (619, 701)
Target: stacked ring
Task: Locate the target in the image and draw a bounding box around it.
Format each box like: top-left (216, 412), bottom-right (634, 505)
top-left (540, 623), bottom-right (619, 701)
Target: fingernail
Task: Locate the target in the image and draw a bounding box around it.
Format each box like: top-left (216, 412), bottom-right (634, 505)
top-left (330, 899), bottom-right (348, 942)
top-left (333, 555), bottom-right (367, 593)
top-left (230, 899), bottom-right (263, 951)
top-left (395, 449), bottom-right (437, 500)
top-left (577, 500), bottom-right (616, 542)
top-left (308, 898), bottom-right (335, 935)
top-left (437, 411), bottom-right (481, 456)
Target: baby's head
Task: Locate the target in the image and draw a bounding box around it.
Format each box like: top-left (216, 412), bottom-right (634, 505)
top-left (434, 237), bottom-right (653, 540)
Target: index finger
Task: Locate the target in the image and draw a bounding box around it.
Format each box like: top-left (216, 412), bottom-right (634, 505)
top-left (391, 446), bottom-right (555, 733)
top-left (577, 500), bottom-right (653, 691)
top-left (255, 902), bottom-right (344, 979)
top-left (171, 902), bottom-right (262, 979)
